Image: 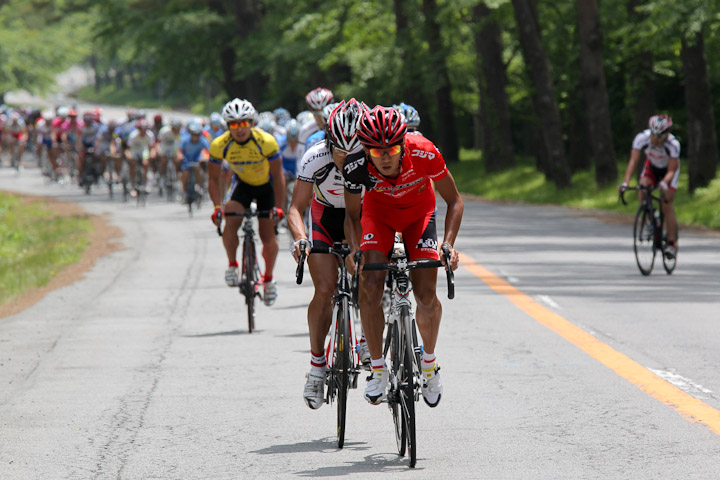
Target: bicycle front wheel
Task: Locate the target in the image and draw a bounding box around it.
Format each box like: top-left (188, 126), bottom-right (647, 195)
top-left (401, 307), bottom-right (417, 468)
top-left (389, 319), bottom-right (406, 457)
top-left (662, 220), bottom-right (678, 274)
top-left (242, 236), bottom-right (257, 333)
top-left (633, 206), bottom-right (655, 276)
top-left (336, 298), bottom-right (351, 448)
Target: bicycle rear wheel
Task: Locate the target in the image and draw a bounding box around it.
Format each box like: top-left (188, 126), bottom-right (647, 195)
top-left (389, 320), bottom-right (407, 457)
top-left (336, 298), bottom-right (351, 448)
top-left (401, 307), bottom-right (417, 468)
top-left (633, 206), bottom-right (655, 276)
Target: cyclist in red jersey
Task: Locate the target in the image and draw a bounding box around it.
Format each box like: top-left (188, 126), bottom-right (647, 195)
top-left (343, 105), bottom-right (463, 407)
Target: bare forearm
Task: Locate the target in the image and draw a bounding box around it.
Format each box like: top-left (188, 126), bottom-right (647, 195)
top-left (443, 199), bottom-right (464, 246)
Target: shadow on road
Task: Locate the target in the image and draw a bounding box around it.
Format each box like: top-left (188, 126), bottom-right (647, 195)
top-left (183, 329), bottom-right (255, 338)
top-left (294, 453), bottom-right (420, 476)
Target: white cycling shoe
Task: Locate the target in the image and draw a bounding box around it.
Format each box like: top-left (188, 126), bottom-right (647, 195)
top-left (364, 367), bottom-right (389, 405)
top-left (357, 342), bottom-right (371, 371)
top-left (303, 370), bottom-right (326, 410)
top-left (225, 266), bottom-right (239, 287)
top-left (263, 280), bottom-right (277, 306)
top-left (422, 363), bottom-right (442, 408)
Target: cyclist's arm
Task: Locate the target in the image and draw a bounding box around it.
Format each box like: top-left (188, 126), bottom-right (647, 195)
top-left (344, 189), bottom-right (363, 256)
top-left (287, 179), bottom-right (313, 242)
top-left (662, 157), bottom-right (679, 187)
top-left (623, 148), bottom-right (642, 185)
top-left (269, 158), bottom-right (286, 210)
top-left (208, 156), bottom-right (223, 207)
top-left (434, 172), bottom-right (464, 251)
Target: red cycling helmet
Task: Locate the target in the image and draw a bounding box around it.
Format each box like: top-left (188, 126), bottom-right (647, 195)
top-left (357, 105), bottom-right (407, 148)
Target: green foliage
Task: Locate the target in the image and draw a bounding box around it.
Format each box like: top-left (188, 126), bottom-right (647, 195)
top-left (0, 0), bottom-right (91, 94)
top-left (452, 149), bottom-right (720, 230)
top-left (0, 193), bottom-right (93, 305)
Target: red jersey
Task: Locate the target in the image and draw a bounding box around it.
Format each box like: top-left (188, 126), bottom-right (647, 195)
top-left (342, 133), bottom-right (448, 209)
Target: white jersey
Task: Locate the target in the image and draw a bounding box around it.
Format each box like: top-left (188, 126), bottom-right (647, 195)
top-left (127, 129), bottom-right (155, 155)
top-left (632, 129), bottom-right (680, 169)
top-left (157, 125), bottom-right (180, 154)
top-left (297, 141), bottom-right (359, 208)
top-left (298, 119), bottom-right (319, 146)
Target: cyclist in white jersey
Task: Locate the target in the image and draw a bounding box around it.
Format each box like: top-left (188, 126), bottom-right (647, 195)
top-left (157, 119), bottom-right (182, 176)
top-left (126, 119), bottom-right (157, 190)
top-left (288, 99), bottom-right (368, 409)
top-left (619, 114), bottom-right (680, 258)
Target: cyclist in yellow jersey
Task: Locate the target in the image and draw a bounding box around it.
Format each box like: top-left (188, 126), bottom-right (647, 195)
top-left (208, 98), bottom-right (286, 306)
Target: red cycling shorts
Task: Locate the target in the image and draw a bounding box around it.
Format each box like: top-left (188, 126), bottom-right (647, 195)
top-left (360, 195), bottom-right (439, 261)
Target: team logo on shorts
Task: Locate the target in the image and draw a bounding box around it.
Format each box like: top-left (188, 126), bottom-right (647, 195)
top-left (363, 233), bottom-right (375, 240)
top-left (417, 238), bottom-right (438, 250)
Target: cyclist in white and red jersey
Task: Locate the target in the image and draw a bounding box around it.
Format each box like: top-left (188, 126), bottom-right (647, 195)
top-left (288, 99), bottom-right (368, 409)
top-left (343, 105), bottom-right (463, 408)
top-left (298, 87), bottom-right (334, 145)
top-left (4, 112), bottom-right (28, 169)
top-left (619, 114), bottom-right (680, 258)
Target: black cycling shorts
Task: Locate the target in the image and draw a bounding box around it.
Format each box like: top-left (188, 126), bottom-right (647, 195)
top-left (228, 176), bottom-right (275, 218)
top-left (310, 200), bottom-right (345, 249)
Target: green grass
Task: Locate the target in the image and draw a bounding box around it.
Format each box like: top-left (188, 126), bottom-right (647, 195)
top-left (0, 193), bottom-right (93, 305)
top-left (451, 149), bottom-right (720, 230)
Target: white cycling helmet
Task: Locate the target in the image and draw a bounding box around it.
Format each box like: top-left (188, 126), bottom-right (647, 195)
top-left (327, 99), bottom-right (366, 152)
top-left (222, 98), bottom-right (257, 122)
top-left (648, 114), bottom-right (672, 136)
top-left (305, 87), bottom-right (334, 111)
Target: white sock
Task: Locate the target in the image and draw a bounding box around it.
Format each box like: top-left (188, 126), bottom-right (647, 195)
top-left (370, 357), bottom-right (386, 370)
top-left (422, 352), bottom-right (436, 370)
top-left (310, 351), bottom-right (326, 373)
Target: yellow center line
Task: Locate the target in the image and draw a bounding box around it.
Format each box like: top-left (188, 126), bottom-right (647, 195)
top-left (459, 252), bottom-right (720, 435)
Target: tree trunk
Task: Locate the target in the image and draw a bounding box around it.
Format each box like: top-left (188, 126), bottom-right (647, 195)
top-left (394, 0), bottom-right (435, 141)
top-left (511, 0), bottom-right (571, 187)
top-left (90, 54), bottom-right (101, 93)
top-left (576, 0), bottom-right (617, 186)
top-left (681, 33), bottom-right (719, 193)
top-left (626, 0), bottom-right (656, 135)
top-left (567, 88), bottom-right (592, 172)
top-left (474, 2), bottom-right (514, 172)
top-left (422, 0), bottom-right (459, 163)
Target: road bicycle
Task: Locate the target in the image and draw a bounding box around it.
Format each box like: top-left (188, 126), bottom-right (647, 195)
top-left (620, 185), bottom-right (677, 275)
top-left (362, 242), bottom-right (455, 468)
top-left (216, 205), bottom-right (277, 333)
top-left (79, 147), bottom-right (101, 195)
top-left (185, 165), bottom-right (203, 216)
top-left (296, 241), bottom-right (361, 448)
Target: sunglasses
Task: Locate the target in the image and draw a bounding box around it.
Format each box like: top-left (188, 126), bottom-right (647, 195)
top-left (332, 145), bottom-right (351, 155)
top-left (652, 132), bottom-right (668, 139)
top-left (227, 120), bottom-right (252, 129)
top-left (368, 145), bottom-right (402, 157)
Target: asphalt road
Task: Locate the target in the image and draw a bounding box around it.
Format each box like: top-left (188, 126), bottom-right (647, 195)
top-left (1, 164), bottom-right (719, 479)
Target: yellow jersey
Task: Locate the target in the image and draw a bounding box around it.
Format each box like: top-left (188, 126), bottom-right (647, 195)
top-left (209, 129), bottom-right (281, 186)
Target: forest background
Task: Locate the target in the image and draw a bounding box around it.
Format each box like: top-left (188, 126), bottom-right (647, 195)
top-left (1, 0), bottom-right (719, 226)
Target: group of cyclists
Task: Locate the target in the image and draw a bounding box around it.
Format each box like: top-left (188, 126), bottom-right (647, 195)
top-left (2, 87), bottom-right (679, 419)
top-left (204, 87), bottom-right (464, 413)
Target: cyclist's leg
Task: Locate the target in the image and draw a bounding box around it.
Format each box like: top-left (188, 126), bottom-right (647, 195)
top-left (662, 167), bottom-right (680, 245)
top-left (256, 182), bottom-right (279, 281)
top-left (307, 254), bottom-right (338, 354)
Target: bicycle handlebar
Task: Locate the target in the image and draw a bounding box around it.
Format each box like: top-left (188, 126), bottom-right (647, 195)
top-left (619, 184), bottom-right (661, 206)
top-left (363, 244), bottom-right (455, 300)
top-left (216, 208), bottom-right (277, 237)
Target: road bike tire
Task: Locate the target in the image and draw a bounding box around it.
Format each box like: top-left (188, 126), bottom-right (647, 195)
top-left (336, 298), bottom-right (351, 449)
top-left (187, 170), bottom-right (196, 217)
top-left (389, 319), bottom-right (407, 457)
top-left (401, 307), bottom-right (417, 468)
top-left (633, 206), bottom-right (655, 276)
top-left (662, 221), bottom-right (678, 275)
top-left (242, 235), bottom-right (257, 333)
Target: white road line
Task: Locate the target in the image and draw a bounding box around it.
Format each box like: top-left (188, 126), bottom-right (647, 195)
top-left (498, 269), bottom-right (519, 283)
top-left (537, 294), bottom-right (561, 309)
top-left (648, 368), bottom-right (717, 400)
